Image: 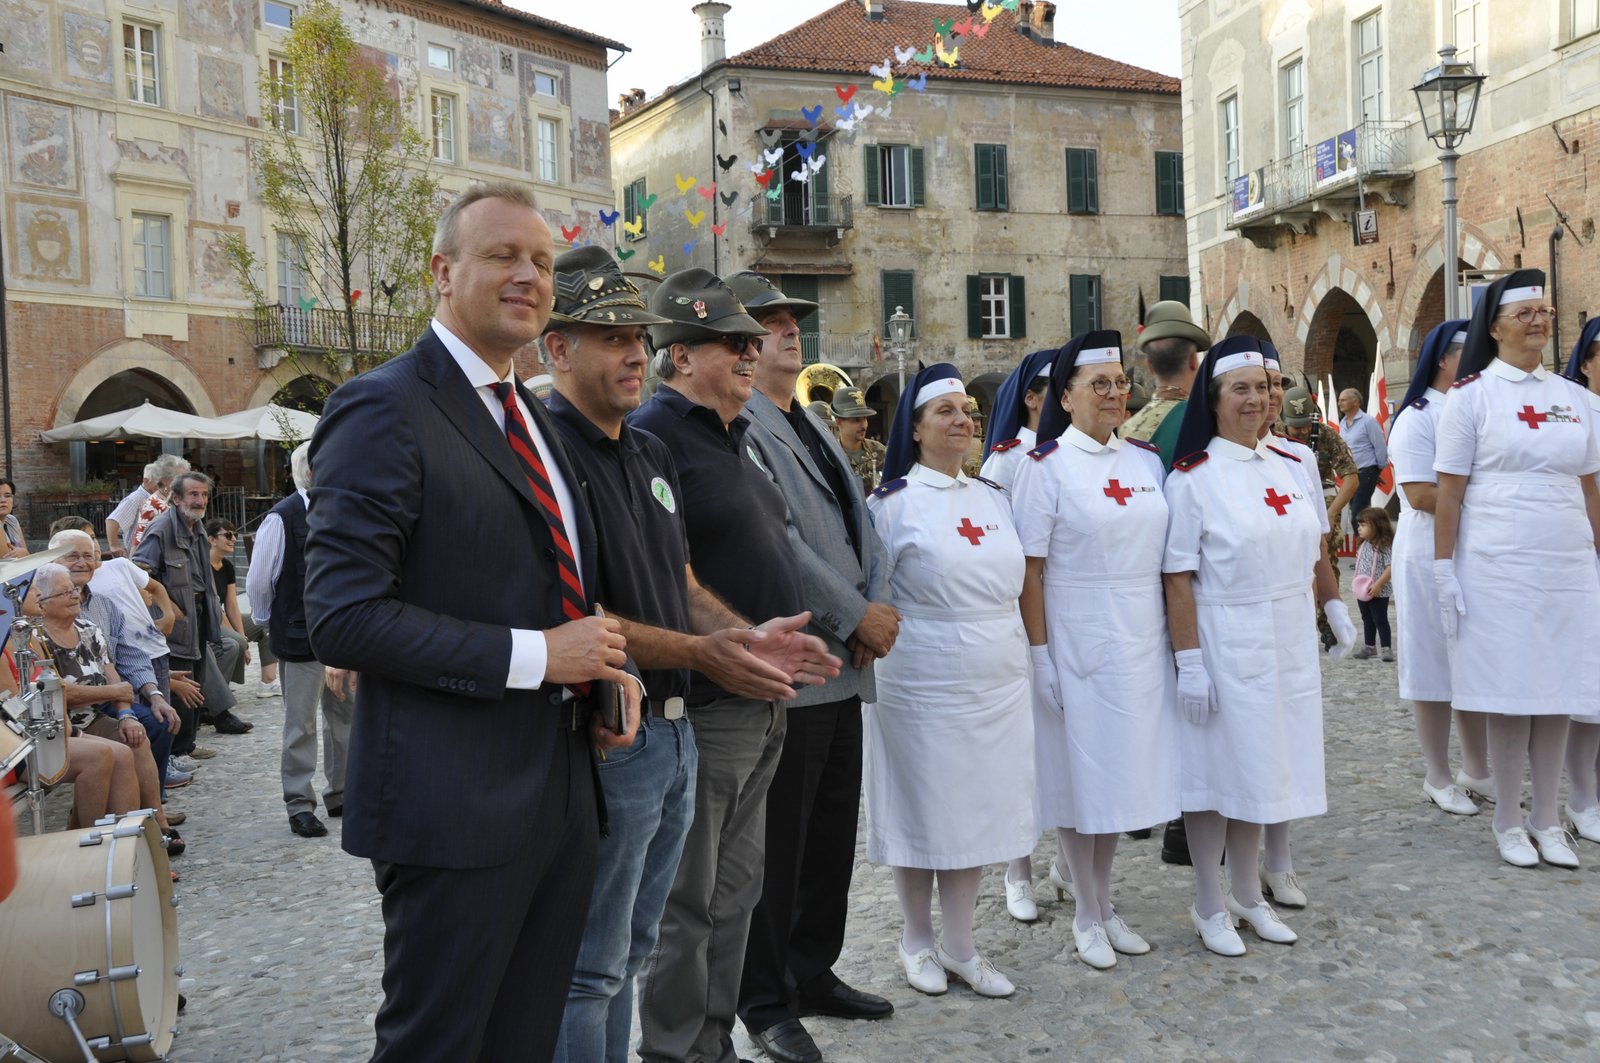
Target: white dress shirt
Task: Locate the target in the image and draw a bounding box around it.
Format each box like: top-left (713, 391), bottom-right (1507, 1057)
top-left (243, 487), bottom-right (309, 623)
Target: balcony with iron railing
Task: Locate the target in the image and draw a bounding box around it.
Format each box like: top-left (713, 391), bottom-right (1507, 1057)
top-left (1224, 119), bottom-right (1412, 246)
top-left (752, 194), bottom-right (854, 245)
top-left (252, 304), bottom-right (420, 358)
top-left (800, 332), bottom-right (877, 368)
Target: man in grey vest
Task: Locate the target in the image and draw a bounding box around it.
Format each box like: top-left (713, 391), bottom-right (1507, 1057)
top-left (731, 271), bottom-right (899, 1063)
top-left (245, 441), bottom-right (352, 838)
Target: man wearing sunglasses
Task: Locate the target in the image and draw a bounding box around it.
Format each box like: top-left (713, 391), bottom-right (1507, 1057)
top-left (629, 269), bottom-right (808, 1063)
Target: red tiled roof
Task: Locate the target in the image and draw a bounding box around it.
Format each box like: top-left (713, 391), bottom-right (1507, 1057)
top-left (454, 1), bottom-right (628, 54)
top-left (726, 0), bottom-right (1177, 95)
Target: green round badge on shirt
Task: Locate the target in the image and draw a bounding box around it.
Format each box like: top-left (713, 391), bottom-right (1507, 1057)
top-left (651, 476), bottom-right (676, 513)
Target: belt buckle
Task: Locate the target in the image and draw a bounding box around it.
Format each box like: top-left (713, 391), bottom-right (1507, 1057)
top-left (663, 696), bottom-right (685, 721)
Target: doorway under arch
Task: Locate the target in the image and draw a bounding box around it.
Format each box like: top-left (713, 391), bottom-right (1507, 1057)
top-left (1304, 288), bottom-right (1378, 406)
top-left (75, 370), bottom-right (195, 484)
top-left (1226, 311), bottom-right (1276, 347)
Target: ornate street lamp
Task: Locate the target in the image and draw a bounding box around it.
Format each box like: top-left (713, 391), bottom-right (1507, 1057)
top-left (1412, 46), bottom-right (1487, 319)
top-left (887, 305), bottom-right (914, 395)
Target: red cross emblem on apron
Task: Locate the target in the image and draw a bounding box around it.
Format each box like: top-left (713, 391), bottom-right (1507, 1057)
top-left (956, 518), bottom-right (986, 545)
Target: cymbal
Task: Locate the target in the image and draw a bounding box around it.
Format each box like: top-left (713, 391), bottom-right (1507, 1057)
top-left (0, 546), bottom-right (70, 585)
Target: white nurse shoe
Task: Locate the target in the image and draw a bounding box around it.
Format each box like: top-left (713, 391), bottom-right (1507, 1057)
top-left (898, 942), bottom-right (947, 995)
top-left (1071, 922), bottom-right (1116, 969)
top-left (1456, 770), bottom-right (1497, 803)
top-left (1048, 860), bottom-right (1073, 903)
top-left (935, 946), bottom-right (1015, 997)
top-left (1526, 820), bottom-right (1580, 869)
top-left (1259, 868), bottom-right (1307, 908)
top-left (1224, 896), bottom-right (1298, 944)
top-left (1103, 913), bottom-right (1151, 955)
top-left (1004, 876), bottom-right (1038, 922)
top-left (1493, 826), bottom-right (1539, 867)
top-left (1189, 906), bottom-right (1245, 956)
top-left (1424, 780), bottom-right (1480, 816)
top-left (1566, 803), bottom-right (1600, 843)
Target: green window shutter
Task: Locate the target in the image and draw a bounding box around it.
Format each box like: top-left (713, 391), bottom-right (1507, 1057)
top-left (1008, 275), bottom-right (1026, 338)
top-left (864, 145), bottom-right (881, 206)
top-left (813, 151), bottom-right (831, 223)
top-left (882, 270), bottom-right (915, 334)
top-left (1173, 153), bottom-right (1185, 213)
top-left (1160, 275), bottom-right (1190, 304)
top-left (966, 275), bottom-right (983, 338)
top-left (911, 147), bottom-right (926, 207)
top-left (1156, 153), bottom-right (1175, 215)
top-left (1070, 275), bottom-right (1091, 334)
top-left (1084, 150), bottom-right (1099, 213)
top-left (1067, 149), bottom-right (1085, 213)
top-left (976, 145), bottom-right (994, 210)
top-left (994, 145), bottom-right (1009, 211)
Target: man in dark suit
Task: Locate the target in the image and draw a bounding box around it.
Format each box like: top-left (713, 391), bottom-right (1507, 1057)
top-left (305, 181), bottom-right (641, 1063)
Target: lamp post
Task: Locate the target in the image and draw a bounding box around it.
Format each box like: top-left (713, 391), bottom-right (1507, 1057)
top-left (1412, 46), bottom-right (1486, 320)
top-left (887, 305), bottom-right (914, 397)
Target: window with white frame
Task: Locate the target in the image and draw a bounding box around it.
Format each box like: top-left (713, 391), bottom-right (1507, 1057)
top-left (1574, 0), bottom-right (1600, 40)
top-left (879, 145), bottom-right (914, 207)
top-left (536, 118), bottom-right (559, 183)
top-left (132, 213), bottom-right (171, 299)
top-left (268, 57), bottom-right (299, 134)
top-left (123, 22), bottom-right (161, 106)
top-left (978, 275), bottom-right (1011, 339)
top-left (1355, 10), bottom-right (1384, 121)
top-left (535, 72), bottom-right (559, 97)
top-left (428, 44), bottom-right (453, 71)
top-left (1452, 0), bottom-right (1484, 65)
top-left (430, 93), bottom-right (456, 163)
top-left (276, 232), bottom-right (308, 307)
top-left (1220, 95), bottom-right (1240, 186)
top-left (1281, 58), bottom-right (1305, 156)
top-left (263, 1), bottom-right (295, 29)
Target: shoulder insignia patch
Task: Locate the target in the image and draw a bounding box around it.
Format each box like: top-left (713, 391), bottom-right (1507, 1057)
top-left (990, 438), bottom-right (1022, 453)
top-left (1264, 444), bottom-right (1302, 463)
top-left (974, 475), bottom-right (1005, 491)
top-left (1027, 440), bottom-right (1060, 461)
top-left (1452, 373), bottom-right (1481, 389)
top-left (1123, 436), bottom-right (1159, 454)
top-left (1173, 452), bottom-right (1209, 472)
top-left (1410, 396), bottom-right (1429, 409)
top-left (871, 478), bottom-right (907, 499)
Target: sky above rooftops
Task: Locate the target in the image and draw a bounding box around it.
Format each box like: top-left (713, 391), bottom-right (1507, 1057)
top-left (509, 0), bottom-right (1182, 102)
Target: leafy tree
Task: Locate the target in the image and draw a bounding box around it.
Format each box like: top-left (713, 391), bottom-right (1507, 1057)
top-left (225, 0), bottom-right (440, 391)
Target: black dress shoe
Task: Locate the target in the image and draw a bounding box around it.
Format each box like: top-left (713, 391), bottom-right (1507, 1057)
top-left (326, 803), bottom-right (344, 818)
top-left (1160, 818), bottom-right (1192, 866)
top-left (749, 1019), bottom-right (821, 1063)
top-left (1126, 827), bottom-right (1153, 840)
top-left (289, 811), bottom-right (328, 838)
top-left (211, 711), bottom-right (253, 735)
top-left (798, 981), bottom-right (894, 1020)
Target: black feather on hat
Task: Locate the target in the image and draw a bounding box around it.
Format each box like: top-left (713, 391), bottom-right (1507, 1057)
top-left (1457, 268), bottom-right (1545, 380)
top-left (1171, 336), bottom-right (1270, 463)
top-left (1036, 330), bottom-right (1122, 443)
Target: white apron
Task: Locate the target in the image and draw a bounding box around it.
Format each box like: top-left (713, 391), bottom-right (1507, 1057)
top-left (1575, 389), bottom-right (1600, 724)
top-left (1434, 360), bottom-right (1600, 715)
top-left (1010, 427), bottom-right (1179, 833)
top-left (1163, 436), bottom-right (1328, 823)
top-left (1389, 390), bottom-right (1453, 702)
top-left (864, 464), bottom-right (1035, 869)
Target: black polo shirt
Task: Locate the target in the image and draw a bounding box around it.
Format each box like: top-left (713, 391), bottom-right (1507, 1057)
top-left (547, 389), bottom-right (692, 702)
top-left (628, 384), bottom-right (803, 703)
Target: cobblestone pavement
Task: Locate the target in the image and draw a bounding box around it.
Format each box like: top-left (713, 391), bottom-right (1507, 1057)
top-left (10, 635), bottom-right (1600, 1062)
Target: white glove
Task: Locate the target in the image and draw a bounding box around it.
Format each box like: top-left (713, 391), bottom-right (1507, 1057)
top-left (1433, 558), bottom-right (1466, 638)
top-left (1029, 644), bottom-right (1062, 715)
top-left (1323, 599), bottom-right (1358, 659)
top-left (1174, 649), bottom-right (1215, 725)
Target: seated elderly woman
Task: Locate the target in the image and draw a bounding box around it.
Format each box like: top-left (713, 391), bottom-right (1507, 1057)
top-left (27, 562), bottom-right (183, 854)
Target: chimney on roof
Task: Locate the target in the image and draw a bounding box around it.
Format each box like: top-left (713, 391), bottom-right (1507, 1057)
top-left (1031, 1), bottom-right (1056, 45)
top-left (692, 2), bottom-right (732, 70)
top-left (863, 0), bottom-right (885, 20)
top-left (1015, 1), bottom-right (1035, 40)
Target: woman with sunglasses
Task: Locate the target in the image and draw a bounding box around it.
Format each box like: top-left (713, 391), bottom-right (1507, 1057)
top-left (1434, 269), bottom-right (1600, 868)
top-left (1009, 331), bottom-right (1179, 969)
top-left (206, 518), bottom-right (276, 692)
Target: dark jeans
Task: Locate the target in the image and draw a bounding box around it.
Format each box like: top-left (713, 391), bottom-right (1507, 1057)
top-left (1358, 596), bottom-right (1391, 648)
top-left (1353, 465), bottom-right (1382, 517)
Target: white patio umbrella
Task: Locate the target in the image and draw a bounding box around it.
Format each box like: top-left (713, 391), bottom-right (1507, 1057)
top-left (211, 404), bottom-right (320, 442)
top-left (39, 401), bottom-right (241, 442)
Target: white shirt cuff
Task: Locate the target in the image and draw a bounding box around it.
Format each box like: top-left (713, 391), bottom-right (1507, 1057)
top-left (507, 629), bottom-right (549, 689)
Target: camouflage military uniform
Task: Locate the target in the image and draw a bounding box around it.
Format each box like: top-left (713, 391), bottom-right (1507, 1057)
top-left (1120, 396), bottom-right (1183, 443)
top-left (842, 438), bottom-right (887, 495)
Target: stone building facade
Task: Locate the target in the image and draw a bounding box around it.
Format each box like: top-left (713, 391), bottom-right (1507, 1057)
top-left (0, 0), bottom-right (620, 500)
top-left (1183, 0), bottom-right (1600, 402)
top-left (608, 0), bottom-right (1186, 418)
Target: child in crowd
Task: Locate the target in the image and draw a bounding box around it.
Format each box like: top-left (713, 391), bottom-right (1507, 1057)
top-left (1352, 507), bottom-right (1394, 662)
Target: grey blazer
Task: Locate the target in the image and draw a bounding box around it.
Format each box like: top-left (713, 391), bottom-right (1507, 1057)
top-left (744, 389), bottom-right (888, 706)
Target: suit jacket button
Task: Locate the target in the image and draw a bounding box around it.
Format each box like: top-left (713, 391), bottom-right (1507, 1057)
top-left (437, 677), bottom-right (449, 688)
top-left (467, 681), bottom-right (477, 692)
top-left (544, 547), bottom-right (556, 560)
top-left (548, 691), bottom-right (561, 705)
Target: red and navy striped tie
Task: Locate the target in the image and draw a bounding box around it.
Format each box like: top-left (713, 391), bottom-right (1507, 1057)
top-left (492, 382), bottom-right (586, 622)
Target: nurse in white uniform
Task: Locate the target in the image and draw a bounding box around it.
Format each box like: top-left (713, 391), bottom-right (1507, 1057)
top-left (978, 345), bottom-right (1060, 923)
top-left (1434, 269), bottom-right (1600, 870)
top-left (865, 363), bottom-right (1034, 1000)
top-left (1389, 320), bottom-right (1493, 817)
top-left (1010, 330), bottom-right (1179, 970)
top-left (1560, 319), bottom-right (1600, 843)
top-left (1162, 336), bottom-right (1353, 957)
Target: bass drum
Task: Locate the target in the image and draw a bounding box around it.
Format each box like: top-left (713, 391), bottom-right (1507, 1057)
top-left (0, 812), bottom-right (179, 1061)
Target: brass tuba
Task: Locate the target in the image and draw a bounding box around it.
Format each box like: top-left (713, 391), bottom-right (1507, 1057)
top-left (794, 363), bottom-right (853, 407)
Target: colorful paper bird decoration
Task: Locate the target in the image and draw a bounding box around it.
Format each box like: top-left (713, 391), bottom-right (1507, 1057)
top-left (836, 84), bottom-right (858, 103)
top-left (697, 183), bottom-right (717, 199)
top-left (907, 72), bottom-right (928, 92)
top-left (720, 190), bottom-right (739, 206)
top-left (615, 245), bottom-right (635, 260)
top-left (623, 216), bottom-right (645, 237)
top-left (717, 154), bottom-right (738, 171)
top-left (872, 75), bottom-right (896, 94)
top-left (913, 44), bottom-right (934, 63)
top-left (647, 255), bottom-right (666, 275)
top-left (712, 221), bottom-right (727, 236)
top-left (599, 209), bottom-right (620, 226)
top-left (802, 104), bottom-right (823, 125)
top-left (894, 45), bottom-right (917, 64)
top-left (684, 209), bottom-right (705, 227)
top-left (683, 240), bottom-right (698, 255)
top-left (561, 224), bottom-right (581, 242)
top-left (869, 59), bottom-right (892, 79)
top-left (675, 173), bottom-right (696, 193)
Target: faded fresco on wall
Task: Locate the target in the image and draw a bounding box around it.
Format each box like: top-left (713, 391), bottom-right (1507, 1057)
top-left (574, 118), bottom-right (610, 183)
top-left (183, 0), bottom-right (253, 52)
top-left (63, 11), bottom-right (114, 90)
top-left (0, 1), bottom-right (54, 77)
top-left (10, 197), bottom-right (88, 284)
top-left (191, 224), bottom-right (247, 300)
top-left (6, 96), bottom-right (79, 193)
top-left (519, 54), bottom-right (571, 107)
top-left (358, 46), bottom-right (404, 101)
top-left (459, 39), bottom-right (497, 90)
top-left (197, 56), bottom-right (246, 122)
top-left (468, 96), bottom-right (520, 169)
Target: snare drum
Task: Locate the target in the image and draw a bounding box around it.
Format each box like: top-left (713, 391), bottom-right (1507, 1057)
top-left (0, 812), bottom-right (180, 1061)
